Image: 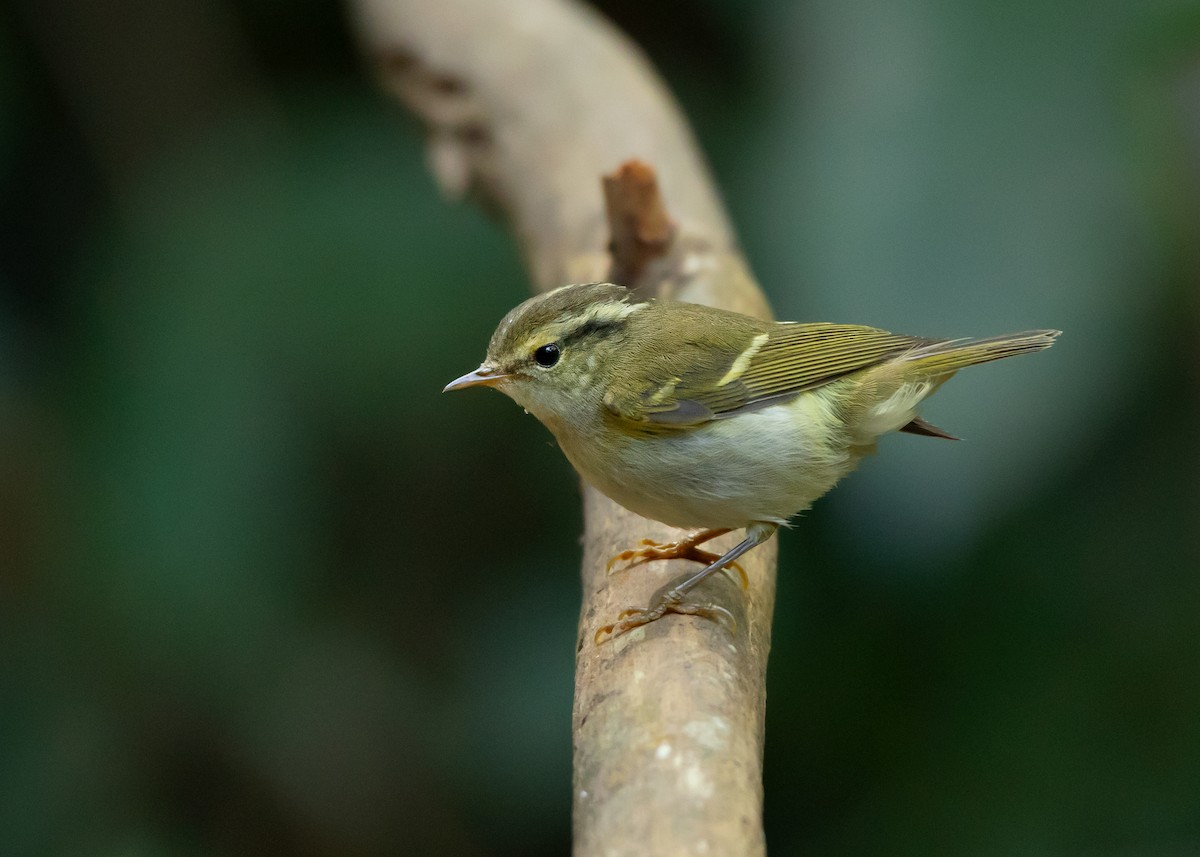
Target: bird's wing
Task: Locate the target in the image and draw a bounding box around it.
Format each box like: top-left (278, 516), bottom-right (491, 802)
top-left (604, 321), bottom-right (933, 430)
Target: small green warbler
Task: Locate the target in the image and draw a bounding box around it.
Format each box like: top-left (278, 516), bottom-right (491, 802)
top-left (445, 282), bottom-right (1059, 641)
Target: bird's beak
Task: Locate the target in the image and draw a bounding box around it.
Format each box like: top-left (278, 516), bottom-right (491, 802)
top-left (443, 365), bottom-right (509, 392)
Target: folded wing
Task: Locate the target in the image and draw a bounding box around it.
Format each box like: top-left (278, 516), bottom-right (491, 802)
top-left (604, 321), bottom-right (933, 429)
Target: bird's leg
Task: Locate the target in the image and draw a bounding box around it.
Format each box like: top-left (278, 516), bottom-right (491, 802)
top-left (606, 527), bottom-right (748, 590)
top-left (595, 522), bottom-right (777, 643)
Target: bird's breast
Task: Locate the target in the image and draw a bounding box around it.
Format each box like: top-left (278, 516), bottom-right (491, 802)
top-left (553, 391), bottom-right (864, 529)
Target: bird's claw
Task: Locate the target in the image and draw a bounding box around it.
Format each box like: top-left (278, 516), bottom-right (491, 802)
top-left (594, 591), bottom-right (737, 644)
top-left (604, 539), bottom-right (662, 572)
top-left (605, 538), bottom-right (749, 590)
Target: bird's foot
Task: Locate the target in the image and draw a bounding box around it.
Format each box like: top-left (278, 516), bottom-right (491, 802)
top-left (594, 584), bottom-right (737, 644)
top-left (605, 531), bottom-right (748, 590)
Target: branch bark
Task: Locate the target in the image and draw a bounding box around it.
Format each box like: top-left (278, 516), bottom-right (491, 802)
top-left (351, 2), bottom-right (777, 853)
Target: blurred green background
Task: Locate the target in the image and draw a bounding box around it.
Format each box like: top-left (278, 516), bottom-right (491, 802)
top-left (2, 0), bottom-right (1197, 854)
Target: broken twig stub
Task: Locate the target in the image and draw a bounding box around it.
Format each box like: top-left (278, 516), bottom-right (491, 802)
top-left (603, 159), bottom-right (677, 286)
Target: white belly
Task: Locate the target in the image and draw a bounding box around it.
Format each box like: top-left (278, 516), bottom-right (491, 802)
top-left (558, 392), bottom-right (866, 530)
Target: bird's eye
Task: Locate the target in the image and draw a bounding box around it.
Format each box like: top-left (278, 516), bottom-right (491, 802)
top-left (533, 343), bottom-right (561, 368)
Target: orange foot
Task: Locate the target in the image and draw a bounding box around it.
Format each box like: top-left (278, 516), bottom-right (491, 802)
top-left (594, 593), bottom-right (736, 644)
top-left (605, 528), bottom-right (748, 591)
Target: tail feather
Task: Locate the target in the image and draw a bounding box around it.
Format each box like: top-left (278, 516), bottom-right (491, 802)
top-left (899, 416), bottom-right (960, 440)
top-left (901, 329), bottom-right (1061, 375)
top-left (856, 329), bottom-right (1058, 443)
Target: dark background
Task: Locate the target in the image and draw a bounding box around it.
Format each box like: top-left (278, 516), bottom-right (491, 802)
top-left (2, 0), bottom-right (1198, 854)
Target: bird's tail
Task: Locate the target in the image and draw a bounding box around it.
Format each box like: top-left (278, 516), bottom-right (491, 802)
top-left (901, 329), bottom-right (1061, 376)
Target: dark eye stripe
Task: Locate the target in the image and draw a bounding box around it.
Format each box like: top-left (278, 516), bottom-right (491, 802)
top-left (560, 318), bottom-right (624, 347)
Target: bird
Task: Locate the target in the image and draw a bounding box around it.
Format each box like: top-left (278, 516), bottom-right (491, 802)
top-left (444, 282), bottom-right (1059, 641)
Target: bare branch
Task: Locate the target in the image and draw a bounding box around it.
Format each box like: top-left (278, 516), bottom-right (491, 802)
top-left (352, 1), bottom-right (776, 853)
